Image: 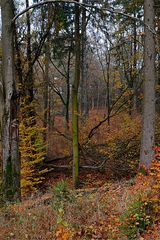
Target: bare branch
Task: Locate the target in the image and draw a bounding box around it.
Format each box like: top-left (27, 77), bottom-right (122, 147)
top-left (12, 0), bottom-right (157, 35)
top-left (50, 57), bottom-right (67, 79)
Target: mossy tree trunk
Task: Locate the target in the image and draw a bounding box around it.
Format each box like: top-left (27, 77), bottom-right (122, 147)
top-left (72, 0), bottom-right (80, 189)
top-left (1, 0), bottom-right (21, 201)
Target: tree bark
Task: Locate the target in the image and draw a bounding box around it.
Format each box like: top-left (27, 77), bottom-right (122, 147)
top-left (65, 48), bottom-right (71, 128)
top-left (140, 0), bottom-right (156, 168)
top-left (80, 2), bottom-right (88, 117)
top-left (72, 0), bottom-right (80, 188)
top-left (132, 14), bottom-right (137, 115)
top-left (1, 0), bottom-right (21, 201)
top-left (0, 79), bottom-right (3, 155)
top-left (156, 3), bottom-right (160, 112)
top-left (25, 0), bottom-right (34, 102)
top-left (43, 6), bottom-right (52, 142)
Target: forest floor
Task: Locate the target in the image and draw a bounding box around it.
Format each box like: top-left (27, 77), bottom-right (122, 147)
top-left (0, 169), bottom-right (160, 240)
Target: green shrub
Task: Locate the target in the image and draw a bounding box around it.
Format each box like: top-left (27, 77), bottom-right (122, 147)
top-left (51, 180), bottom-right (75, 226)
top-left (120, 194), bottom-right (152, 239)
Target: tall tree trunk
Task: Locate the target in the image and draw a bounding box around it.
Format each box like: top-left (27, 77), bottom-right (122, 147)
top-left (132, 15), bottom-right (137, 115)
top-left (80, 2), bottom-right (88, 117)
top-left (140, 0), bottom-right (156, 168)
top-left (43, 42), bottom-right (50, 142)
top-left (1, 0), bottom-right (21, 201)
top-left (43, 6), bottom-right (52, 142)
top-left (65, 48), bottom-right (71, 128)
top-left (156, 4), bottom-right (160, 112)
top-left (0, 73), bottom-right (3, 156)
top-left (72, 0), bottom-right (80, 188)
top-left (25, 0), bottom-right (34, 102)
top-left (106, 51), bottom-right (110, 125)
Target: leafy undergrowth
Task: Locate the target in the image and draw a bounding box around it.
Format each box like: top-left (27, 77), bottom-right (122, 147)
top-left (0, 172), bottom-right (160, 240)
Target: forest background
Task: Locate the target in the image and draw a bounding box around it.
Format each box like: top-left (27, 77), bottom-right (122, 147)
top-left (0, 0), bottom-right (160, 239)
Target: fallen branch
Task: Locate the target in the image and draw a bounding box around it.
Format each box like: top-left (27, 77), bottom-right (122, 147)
top-left (44, 155), bottom-right (72, 163)
top-left (46, 159), bottom-right (106, 172)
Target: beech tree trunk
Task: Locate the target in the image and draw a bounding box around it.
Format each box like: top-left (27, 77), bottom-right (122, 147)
top-left (1, 0), bottom-right (21, 201)
top-left (25, 0), bottom-right (34, 102)
top-left (43, 41), bottom-right (50, 142)
top-left (66, 48), bottom-right (72, 128)
top-left (80, 2), bottom-right (88, 117)
top-left (0, 79), bottom-right (3, 155)
top-left (156, 3), bottom-right (160, 112)
top-left (140, 0), bottom-right (156, 168)
top-left (132, 14), bottom-right (137, 115)
top-left (43, 5), bottom-right (52, 142)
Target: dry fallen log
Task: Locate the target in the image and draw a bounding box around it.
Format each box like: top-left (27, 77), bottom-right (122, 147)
top-left (45, 159), bottom-right (106, 173)
top-left (44, 155), bottom-right (72, 163)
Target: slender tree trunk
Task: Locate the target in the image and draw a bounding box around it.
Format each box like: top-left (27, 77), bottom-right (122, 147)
top-left (96, 82), bottom-right (100, 109)
top-left (80, 2), bottom-right (88, 117)
top-left (43, 6), bottom-right (52, 142)
top-left (72, 0), bottom-right (80, 188)
top-left (106, 51), bottom-right (110, 125)
top-left (1, 0), bottom-right (21, 201)
top-left (66, 48), bottom-right (71, 128)
top-left (43, 42), bottom-right (50, 142)
top-left (25, 0), bottom-right (34, 102)
top-left (132, 15), bottom-right (137, 115)
top-left (140, 0), bottom-right (156, 168)
top-left (0, 79), bottom-right (3, 156)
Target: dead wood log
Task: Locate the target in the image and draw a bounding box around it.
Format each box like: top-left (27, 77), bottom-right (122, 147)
top-left (45, 159), bottom-right (106, 173)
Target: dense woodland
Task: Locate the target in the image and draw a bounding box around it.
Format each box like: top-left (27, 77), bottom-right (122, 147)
top-left (0, 0), bottom-right (160, 239)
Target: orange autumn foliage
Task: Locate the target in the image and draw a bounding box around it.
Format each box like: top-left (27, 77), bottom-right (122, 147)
top-left (80, 112), bottom-right (141, 177)
top-left (55, 226), bottom-right (75, 240)
top-left (151, 146), bottom-right (160, 216)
